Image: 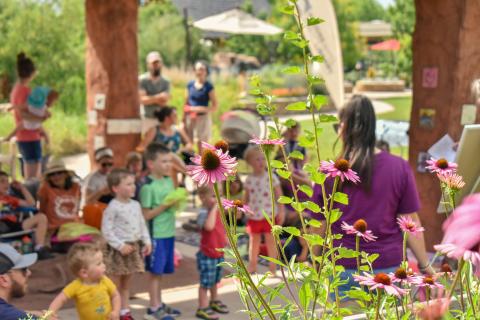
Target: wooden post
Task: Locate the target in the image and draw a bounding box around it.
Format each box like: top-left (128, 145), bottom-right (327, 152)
top-left (410, 0), bottom-right (480, 249)
top-left (85, 0), bottom-right (140, 168)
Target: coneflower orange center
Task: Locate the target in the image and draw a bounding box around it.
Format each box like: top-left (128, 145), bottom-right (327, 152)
top-left (215, 140), bottom-right (229, 153)
top-left (374, 273), bottom-right (391, 285)
top-left (441, 264), bottom-right (452, 273)
top-left (405, 222), bottom-right (415, 231)
top-left (436, 158), bottom-right (448, 169)
top-left (423, 277), bottom-right (434, 285)
top-left (394, 268), bottom-right (407, 279)
top-left (334, 158), bottom-right (350, 172)
top-left (353, 219), bottom-right (367, 233)
top-left (201, 150), bottom-right (220, 170)
top-left (233, 200), bottom-right (243, 207)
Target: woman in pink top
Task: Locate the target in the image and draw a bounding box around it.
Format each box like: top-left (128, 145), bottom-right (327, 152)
top-left (9, 52), bottom-right (49, 180)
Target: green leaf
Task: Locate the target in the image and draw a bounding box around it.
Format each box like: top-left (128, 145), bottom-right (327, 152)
top-left (248, 88), bottom-right (262, 95)
top-left (319, 114), bottom-right (337, 122)
top-left (291, 201), bottom-right (304, 213)
top-left (311, 171), bottom-right (326, 185)
top-left (278, 196), bottom-right (293, 204)
top-left (298, 135), bottom-right (315, 148)
top-left (299, 184), bottom-right (313, 198)
top-left (299, 282), bottom-right (312, 311)
top-left (283, 234), bottom-right (294, 250)
top-left (303, 234), bottom-right (324, 246)
top-left (285, 101), bottom-right (307, 111)
top-left (292, 39), bottom-right (309, 49)
top-left (256, 103), bottom-right (275, 116)
top-left (328, 209), bottom-right (342, 223)
top-left (337, 247), bottom-right (359, 259)
top-left (307, 17), bottom-right (324, 26)
top-left (303, 201), bottom-right (320, 213)
top-left (270, 159), bottom-right (284, 169)
top-left (261, 210), bottom-right (272, 225)
top-left (367, 253), bottom-right (379, 264)
top-left (313, 95), bottom-right (328, 110)
top-left (283, 226), bottom-right (300, 237)
top-left (284, 119), bottom-right (297, 128)
top-left (259, 255), bottom-right (287, 267)
top-left (282, 66), bottom-right (301, 74)
top-left (276, 169), bottom-right (291, 179)
top-left (280, 5), bottom-right (295, 15)
top-left (289, 150), bottom-right (304, 160)
top-left (311, 55), bottom-right (325, 63)
top-left (345, 289), bottom-right (372, 302)
top-left (307, 75), bottom-right (324, 84)
top-left (284, 31), bottom-right (300, 40)
top-left (307, 219), bottom-right (322, 228)
top-left (333, 192), bottom-right (349, 205)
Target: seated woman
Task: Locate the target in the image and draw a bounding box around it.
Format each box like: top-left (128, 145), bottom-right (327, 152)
top-left (137, 106), bottom-right (194, 186)
top-left (83, 147), bottom-right (115, 205)
top-left (38, 159), bottom-right (81, 237)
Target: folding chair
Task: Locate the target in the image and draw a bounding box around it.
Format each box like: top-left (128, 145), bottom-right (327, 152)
top-left (0, 207), bottom-right (38, 253)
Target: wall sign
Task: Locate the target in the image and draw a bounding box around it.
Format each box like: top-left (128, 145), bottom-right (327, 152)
top-left (422, 67), bottom-right (438, 88)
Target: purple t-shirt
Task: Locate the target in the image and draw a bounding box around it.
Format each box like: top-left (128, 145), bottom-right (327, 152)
top-left (310, 151), bottom-right (420, 269)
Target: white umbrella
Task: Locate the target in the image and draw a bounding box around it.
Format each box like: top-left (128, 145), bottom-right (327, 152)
top-left (193, 8), bottom-right (282, 36)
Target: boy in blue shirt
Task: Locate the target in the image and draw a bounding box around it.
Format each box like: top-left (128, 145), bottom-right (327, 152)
top-left (140, 142), bottom-right (180, 320)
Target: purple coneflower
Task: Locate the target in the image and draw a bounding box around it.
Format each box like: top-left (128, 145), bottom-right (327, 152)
top-left (437, 171), bottom-right (465, 191)
top-left (222, 199), bottom-right (254, 216)
top-left (397, 216), bottom-right (425, 237)
top-left (341, 219), bottom-right (377, 242)
top-left (186, 148), bottom-right (237, 186)
top-left (413, 275), bottom-right (444, 290)
top-left (415, 289), bottom-right (450, 320)
top-left (353, 272), bottom-right (407, 297)
top-left (249, 137), bottom-right (286, 146)
top-left (425, 157), bottom-right (457, 175)
top-left (320, 159), bottom-right (360, 184)
top-left (390, 267), bottom-right (421, 285)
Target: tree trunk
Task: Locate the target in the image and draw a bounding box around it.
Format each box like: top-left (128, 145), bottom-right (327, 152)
top-left (85, 0), bottom-right (140, 168)
top-left (410, 0), bottom-right (480, 249)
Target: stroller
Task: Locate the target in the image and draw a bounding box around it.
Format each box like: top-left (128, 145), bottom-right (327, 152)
top-left (220, 108), bottom-right (263, 159)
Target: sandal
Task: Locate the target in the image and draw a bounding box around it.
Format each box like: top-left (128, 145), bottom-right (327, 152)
top-left (210, 300), bottom-right (229, 314)
top-left (196, 307), bottom-right (219, 320)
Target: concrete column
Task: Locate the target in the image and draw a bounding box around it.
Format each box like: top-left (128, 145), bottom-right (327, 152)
top-left (85, 0), bottom-right (140, 167)
top-left (410, 0), bottom-right (480, 249)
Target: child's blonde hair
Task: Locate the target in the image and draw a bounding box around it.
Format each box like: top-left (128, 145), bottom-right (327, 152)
top-left (243, 145), bottom-right (262, 164)
top-left (125, 151), bottom-right (142, 168)
top-left (67, 242), bottom-right (101, 276)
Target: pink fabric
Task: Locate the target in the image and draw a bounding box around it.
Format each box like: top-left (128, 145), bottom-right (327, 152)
top-left (10, 83), bottom-right (41, 142)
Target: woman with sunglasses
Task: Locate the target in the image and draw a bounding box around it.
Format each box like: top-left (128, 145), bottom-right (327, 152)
top-left (83, 147), bottom-right (115, 205)
top-left (38, 159), bottom-right (81, 237)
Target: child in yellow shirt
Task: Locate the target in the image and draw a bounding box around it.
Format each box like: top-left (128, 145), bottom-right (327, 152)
top-left (49, 242), bottom-right (121, 320)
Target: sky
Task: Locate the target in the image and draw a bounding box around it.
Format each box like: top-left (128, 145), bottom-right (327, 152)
top-left (378, 0), bottom-right (395, 8)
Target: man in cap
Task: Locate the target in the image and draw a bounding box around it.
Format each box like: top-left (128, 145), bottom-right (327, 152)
top-left (0, 243), bottom-right (51, 319)
top-left (139, 51), bottom-right (171, 134)
top-left (84, 147), bottom-right (115, 205)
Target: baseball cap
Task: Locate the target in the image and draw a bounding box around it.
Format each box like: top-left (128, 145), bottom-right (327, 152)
top-left (0, 244), bottom-right (37, 274)
top-left (94, 147), bottom-right (114, 161)
top-left (28, 86), bottom-right (51, 110)
top-left (146, 51), bottom-right (162, 64)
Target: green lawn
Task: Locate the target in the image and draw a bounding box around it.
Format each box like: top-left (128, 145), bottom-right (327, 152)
top-left (376, 96), bottom-right (412, 122)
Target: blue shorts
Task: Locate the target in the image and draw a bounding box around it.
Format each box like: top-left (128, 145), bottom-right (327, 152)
top-left (17, 141), bottom-right (42, 163)
top-left (196, 251), bottom-right (224, 288)
top-left (146, 237), bottom-right (175, 275)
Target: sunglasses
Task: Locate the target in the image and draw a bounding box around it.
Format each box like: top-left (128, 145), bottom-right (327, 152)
top-left (48, 171), bottom-right (66, 177)
top-left (101, 162), bottom-right (114, 168)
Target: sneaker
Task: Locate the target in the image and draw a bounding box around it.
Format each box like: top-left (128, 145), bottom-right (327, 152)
top-left (120, 312), bottom-right (135, 320)
top-left (36, 247), bottom-right (54, 260)
top-left (162, 303), bottom-right (182, 317)
top-left (195, 307), bottom-right (219, 320)
top-left (210, 300), bottom-right (229, 314)
top-left (144, 308), bottom-right (175, 320)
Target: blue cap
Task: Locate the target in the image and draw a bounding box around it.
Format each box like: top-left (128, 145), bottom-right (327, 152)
top-left (28, 86), bottom-right (50, 110)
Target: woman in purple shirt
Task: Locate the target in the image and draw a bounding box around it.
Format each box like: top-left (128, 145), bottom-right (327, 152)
top-left (310, 95), bottom-right (432, 295)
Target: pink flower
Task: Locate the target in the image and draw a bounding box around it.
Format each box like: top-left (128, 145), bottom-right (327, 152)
top-left (390, 267), bottom-right (421, 285)
top-left (437, 171), bottom-right (465, 191)
top-left (222, 199), bottom-right (254, 216)
top-left (186, 148), bottom-right (237, 186)
top-left (397, 216), bottom-right (425, 236)
top-left (435, 193), bottom-right (480, 276)
top-left (413, 275), bottom-right (444, 289)
top-left (320, 159), bottom-right (360, 184)
top-left (425, 157), bottom-right (457, 174)
top-left (341, 219), bottom-right (377, 242)
top-left (249, 137), bottom-right (285, 146)
top-left (415, 289), bottom-right (450, 320)
top-left (353, 272), bottom-right (407, 297)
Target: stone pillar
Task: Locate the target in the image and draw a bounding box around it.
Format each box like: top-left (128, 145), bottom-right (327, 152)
top-left (410, 0), bottom-right (480, 249)
top-left (85, 0), bottom-right (140, 168)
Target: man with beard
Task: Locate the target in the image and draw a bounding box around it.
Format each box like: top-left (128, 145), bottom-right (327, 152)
top-left (0, 243), bottom-right (50, 319)
top-left (139, 51), bottom-right (171, 134)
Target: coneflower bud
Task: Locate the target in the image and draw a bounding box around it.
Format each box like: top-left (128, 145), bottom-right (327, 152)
top-left (214, 140), bottom-right (229, 153)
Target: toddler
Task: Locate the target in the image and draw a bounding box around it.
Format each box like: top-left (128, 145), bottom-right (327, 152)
top-left (102, 168), bottom-right (152, 320)
top-left (243, 145), bottom-right (285, 274)
top-left (49, 242), bottom-right (120, 320)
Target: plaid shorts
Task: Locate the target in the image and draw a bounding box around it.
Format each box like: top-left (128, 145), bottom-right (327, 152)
top-left (196, 251), bottom-right (224, 288)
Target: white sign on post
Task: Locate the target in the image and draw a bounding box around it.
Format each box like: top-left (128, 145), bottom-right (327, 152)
top-left (94, 93), bottom-right (106, 110)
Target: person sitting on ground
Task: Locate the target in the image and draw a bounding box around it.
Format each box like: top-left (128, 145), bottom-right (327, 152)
top-left (102, 168), bottom-right (152, 320)
top-left (0, 171), bottom-right (53, 260)
top-left (137, 106), bottom-right (194, 187)
top-left (83, 147), bottom-right (115, 205)
top-left (37, 158), bottom-right (82, 240)
top-left (0, 243), bottom-right (53, 320)
top-left (49, 242), bottom-right (121, 320)
top-left (195, 186), bottom-right (229, 320)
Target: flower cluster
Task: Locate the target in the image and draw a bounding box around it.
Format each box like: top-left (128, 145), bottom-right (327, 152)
top-left (425, 157), bottom-right (457, 175)
top-left (353, 272), bottom-right (407, 296)
top-left (341, 219), bottom-right (377, 242)
top-left (397, 215), bottom-right (425, 236)
top-left (320, 158), bottom-right (360, 183)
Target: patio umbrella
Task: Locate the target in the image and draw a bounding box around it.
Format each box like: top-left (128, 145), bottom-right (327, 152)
top-left (193, 8), bottom-right (282, 36)
top-left (370, 39), bottom-right (401, 51)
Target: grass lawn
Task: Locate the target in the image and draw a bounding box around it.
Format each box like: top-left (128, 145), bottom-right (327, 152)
top-left (376, 96), bottom-right (412, 122)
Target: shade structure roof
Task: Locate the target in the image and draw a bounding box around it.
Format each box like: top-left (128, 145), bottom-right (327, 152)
top-left (193, 8), bottom-right (282, 36)
top-left (370, 39), bottom-right (401, 51)
top-left (359, 20), bottom-right (392, 38)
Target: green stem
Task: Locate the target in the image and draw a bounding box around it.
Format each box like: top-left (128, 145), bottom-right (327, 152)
top-left (356, 235), bottom-right (361, 274)
top-left (447, 259), bottom-right (465, 299)
top-left (212, 183), bottom-right (277, 320)
top-left (374, 290), bottom-right (382, 320)
top-left (402, 232), bottom-right (408, 268)
top-left (464, 263), bottom-right (477, 318)
top-left (393, 298), bottom-right (400, 320)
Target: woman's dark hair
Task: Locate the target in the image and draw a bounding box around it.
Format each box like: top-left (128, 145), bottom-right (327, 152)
top-left (48, 173), bottom-right (74, 190)
top-left (16, 52), bottom-right (36, 79)
top-left (154, 106), bottom-right (175, 122)
top-left (338, 95), bottom-right (376, 190)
